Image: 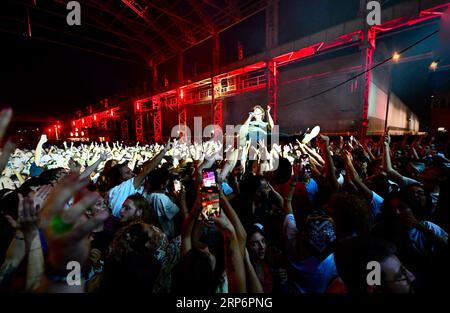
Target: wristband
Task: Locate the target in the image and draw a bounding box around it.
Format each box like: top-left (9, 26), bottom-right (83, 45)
top-left (51, 216), bottom-right (73, 235)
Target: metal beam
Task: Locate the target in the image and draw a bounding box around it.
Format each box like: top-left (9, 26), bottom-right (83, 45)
top-left (119, 0), bottom-right (181, 52)
top-left (89, 0), bottom-right (160, 60)
top-left (188, 0), bottom-right (215, 34)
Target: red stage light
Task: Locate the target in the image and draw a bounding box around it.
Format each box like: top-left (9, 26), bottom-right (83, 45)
top-left (111, 110), bottom-right (114, 117)
top-left (179, 89), bottom-right (184, 100)
top-left (72, 121), bottom-right (75, 126)
top-left (48, 128), bottom-right (51, 132)
top-left (57, 125), bottom-right (61, 129)
top-left (70, 132), bottom-right (74, 136)
top-left (94, 114), bottom-right (97, 121)
top-left (82, 118), bottom-right (85, 124)
top-left (81, 131), bottom-right (85, 136)
top-left (136, 102), bottom-right (140, 111)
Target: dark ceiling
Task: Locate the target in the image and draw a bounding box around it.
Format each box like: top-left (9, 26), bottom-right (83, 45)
top-left (2, 0), bottom-right (268, 65)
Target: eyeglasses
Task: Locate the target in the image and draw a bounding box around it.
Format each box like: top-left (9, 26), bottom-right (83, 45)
top-left (384, 265), bottom-right (413, 284)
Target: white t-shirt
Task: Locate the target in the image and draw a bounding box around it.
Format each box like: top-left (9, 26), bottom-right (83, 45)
top-left (409, 221), bottom-right (448, 256)
top-left (108, 178), bottom-right (144, 217)
top-left (145, 192), bottom-right (180, 239)
top-left (283, 214), bottom-right (337, 293)
top-left (401, 176), bottom-right (421, 187)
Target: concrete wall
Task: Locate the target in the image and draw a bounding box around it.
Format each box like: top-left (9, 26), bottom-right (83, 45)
top-left (368, 80), bottom-right (420, 134)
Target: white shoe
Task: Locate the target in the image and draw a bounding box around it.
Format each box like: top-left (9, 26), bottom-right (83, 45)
top-left (302, 125), bottom-right (321, 144)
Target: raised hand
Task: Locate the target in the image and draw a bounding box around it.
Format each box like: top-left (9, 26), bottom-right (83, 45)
top-left (0, 108), bottom-right (15, 174)
top-left (39, 134), bottom-right (48, 145)
top-left (316, 134), bottom-right (330, 150)
top-left (5, 194), bottom-right (39, 242)
top-left (68, 158), bottom-right (81, 173)
top-left (99, 151), bottom-right (112, 161)
top-left (40, 174), bottom-right (109, 272)
top-left (211, 211), bottom-right (236, 237)
top-left (31, 184), bottom-right (52, 212)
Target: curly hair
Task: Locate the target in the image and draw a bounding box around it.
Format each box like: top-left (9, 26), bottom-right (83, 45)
top-left (329, 192), bottom-right (370, 237)
top-left (101, 221), bottom-right (164, 293)
top-left (111, 221), bottom-right (168, 261)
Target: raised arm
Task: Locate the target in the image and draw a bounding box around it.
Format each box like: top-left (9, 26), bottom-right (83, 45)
top-left (15, 195), bottom-right (44, 291)
top-left (212, 212), bottom-right (247, 293)
top-left (283, 181), bottom-right (296, 216)
top-left (300, 142), bottom-right (325, 166)
top-left (0, 234), bottom-right (25, 289)
top-left (243, 248), bottom-right (264, 293)
top-left (34, 134), bottom-right (47, 167)
top-left (317, 135), bottom-right (339, 192)
top-left (134, 142), bottom-right (171, 189)
top-left (80, 151), bottom-right (111, 180)
top-left (343, 151), bottom-right (373, 201)
top-left (181, 189), bottom-right (202, 257)
top-left (266, 105), bottom-right (275, 131)
top-left (382, 133), bottom-right (405, 184)
top-left (219, 188), bottom-right (247, 255)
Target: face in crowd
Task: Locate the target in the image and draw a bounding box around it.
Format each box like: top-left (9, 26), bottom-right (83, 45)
top-left (119, 198), bottom-right (141, 222)
top-left (248, 231), bottom-right (266, 261)
top-left (252, 106), bottom-right (265, 122)
top-left (376, 255), bottom-right (416, 293)
top-left (119, 165), bottom-right (135, 181)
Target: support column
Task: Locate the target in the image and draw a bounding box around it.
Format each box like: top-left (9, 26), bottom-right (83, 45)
top-left (267, 60), bottom-right (278, 124)
top-left (177, 53), bottom-right (184, 84)
top-left (152, 64), bottom-right (158, 91)
top-left (177, 88), bottom-right (187, 141)
top-left (211, 33), bottom-right (222, 129)
top-left (212, 76), bottom-right (223, 140)
top-left (121, 119), bottom-right (130, 142)
top-left (152, 96), bottom-right (162, 142)
top-left (265, 0), bottom-right (279, 50)
top-left (135, 101), bottom-right (144, 142)
top-left (266, 0), bottom-right (279, 123)
top-left (361, 28), bottom-right (376, 139)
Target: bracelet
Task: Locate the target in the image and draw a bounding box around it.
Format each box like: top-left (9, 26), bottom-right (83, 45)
top-left (51, 216), bottom-right (73, 235)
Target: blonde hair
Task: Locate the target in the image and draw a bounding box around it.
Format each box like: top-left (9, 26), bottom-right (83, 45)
top-left (253, 105), bottom-right (265, 113)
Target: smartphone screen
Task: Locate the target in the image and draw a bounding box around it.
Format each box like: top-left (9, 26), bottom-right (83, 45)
top-left (200, 169), bottom-right (220, 221)
top-left (300, 154), bottom-right (311, 174)
top-left (202, 169), bottom-right (217, 188)
top-left (200, 190), bottom-right (221, 221)
top-left (173, 179), bottom-right (181, 192)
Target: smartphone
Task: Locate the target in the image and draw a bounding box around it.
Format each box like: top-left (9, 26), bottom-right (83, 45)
top-left (173, 179), bottom-right (181, 192)
top-left (300, 154), bottom-right (311, 174)
top-left (200, 169), bottom-right (221, 221)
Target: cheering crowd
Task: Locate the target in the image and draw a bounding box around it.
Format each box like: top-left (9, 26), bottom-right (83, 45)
top-left (0, 107), bottom-right (449, 294)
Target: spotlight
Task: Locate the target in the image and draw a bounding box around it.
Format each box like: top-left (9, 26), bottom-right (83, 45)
top-left (392, 52), bottom-right (401, 62)
top-left (429, 60), bottom-right (439, 71)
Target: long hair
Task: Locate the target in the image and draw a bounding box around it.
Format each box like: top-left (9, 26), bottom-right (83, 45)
top-left (101, 222), bottom-right (162, 293)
